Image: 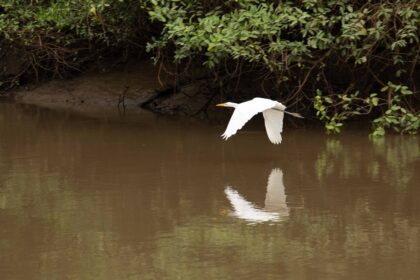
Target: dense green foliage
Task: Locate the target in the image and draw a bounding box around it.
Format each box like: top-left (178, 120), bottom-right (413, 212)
top-left (314, 82), bottom-right (419, 136)
top-left (145, 0), bottom-right (419, 134)
top-left (147, 0), bottom-right (418, 69)
top-left (1, 0), bottom-right (419, 134)
top-left (0, 0), bottom-right (145, 84)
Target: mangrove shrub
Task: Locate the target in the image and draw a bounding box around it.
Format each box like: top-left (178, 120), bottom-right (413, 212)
top-left (0, 0), bottom-right (419, 134)
top-left (0, 0), bottom-right (146, 86)
top-left (146, 0), bottom-right (419, 134)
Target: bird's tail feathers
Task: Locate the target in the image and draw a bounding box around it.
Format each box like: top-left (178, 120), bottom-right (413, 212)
top-left (285, 111), bottom-right (304, 118)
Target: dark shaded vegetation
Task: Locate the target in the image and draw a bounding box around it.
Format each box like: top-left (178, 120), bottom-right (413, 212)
top-left (0, 0), bottom-right (419, 134)
top-left (0, 0), bottom-right (149, 86)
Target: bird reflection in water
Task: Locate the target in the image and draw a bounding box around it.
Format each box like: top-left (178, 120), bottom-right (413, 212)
top-left (224, 168), bottom-right (289, 224)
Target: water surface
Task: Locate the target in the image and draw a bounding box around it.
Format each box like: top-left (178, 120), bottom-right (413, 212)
top-left (0, 103), bottom-right (419, 279)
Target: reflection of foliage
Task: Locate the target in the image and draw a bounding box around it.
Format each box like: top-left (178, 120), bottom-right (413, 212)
top-left (370, 136), bottom-right (420, 187)
top-left (1, 105), bottom-right (419, 279)
top-left (315, 134), bottom-right (419, 186)
top-left (150, 210), bottom-right (420, 279)
top-left (315, 138), bottom-right (343, 180)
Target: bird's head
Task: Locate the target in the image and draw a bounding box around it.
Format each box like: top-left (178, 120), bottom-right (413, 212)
top-left (216, 102), bottom-right (238, 108)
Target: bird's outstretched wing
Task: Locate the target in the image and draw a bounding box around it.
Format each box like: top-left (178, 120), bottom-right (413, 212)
top-left (222, 98), bottom-right (277, 140)
top-left (262, 109), bottom-right (284, 144)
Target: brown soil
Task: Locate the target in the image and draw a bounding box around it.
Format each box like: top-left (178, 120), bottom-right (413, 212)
top-left (14, 61), bottom-right (164, 117)
top-left (12, 60), bottom-right (227, 121)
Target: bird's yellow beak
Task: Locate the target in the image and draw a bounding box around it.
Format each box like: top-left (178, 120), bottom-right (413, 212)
top-left (216, 103), bottom-right (226, 107)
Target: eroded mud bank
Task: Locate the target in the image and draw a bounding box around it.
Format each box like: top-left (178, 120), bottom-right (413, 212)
top-left (12, 61), bottom-right (225, 120)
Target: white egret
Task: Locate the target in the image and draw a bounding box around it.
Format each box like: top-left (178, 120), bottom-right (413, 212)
top-left (224, 168), bottom-right (289, 223)
top-left (217, 97), bottom-right (303, 144)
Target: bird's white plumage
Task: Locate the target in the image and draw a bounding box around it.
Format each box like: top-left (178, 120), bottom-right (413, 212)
top-left (262, 109), bottom-right (284, 144)
top-left (264, 169), bottom-right (289, 218)
top-left (221, 97), bottom-right (287, 144)
top-left (224, 186), bottom-right (280, 223)
top-left (224, 168), bottom-right (290, 223)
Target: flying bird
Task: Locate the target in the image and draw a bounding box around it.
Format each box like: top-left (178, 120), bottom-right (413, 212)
top-left (217, 97), bottom-right (303, 144)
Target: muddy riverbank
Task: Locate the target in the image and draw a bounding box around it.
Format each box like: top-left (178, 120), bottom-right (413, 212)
top-left (10, 61), bottom-right (226, 121)
top-left (13, 62), bottom-right (162, 116)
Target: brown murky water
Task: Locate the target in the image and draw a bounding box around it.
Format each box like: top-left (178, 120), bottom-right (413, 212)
top-left (0, 103), bottom-right (419, 280)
